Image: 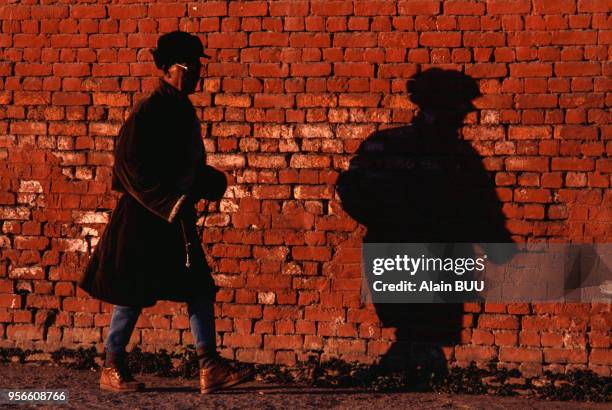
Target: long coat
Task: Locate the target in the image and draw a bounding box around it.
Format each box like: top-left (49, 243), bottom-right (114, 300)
top-left (78, 79), bottom-right (227, 308)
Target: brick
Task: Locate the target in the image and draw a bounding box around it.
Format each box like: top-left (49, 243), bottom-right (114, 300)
top-left (14, 92), bottom-right (51, 105)
top-left (215, 94), bottom-right (251, 107)
top-left (292, 246), bottom-right (331, 261)
top-left (247, 154), bottom-right (287, 169)
top-left (514, 188), bottom-right (552, 203)
top-left (294, 186), bottom-right (334, 199)
top-left (26, 295), bottom-right (60, 309)
top-left (15, 63), bottom-right (52, 77)
top-left (291, 63), bottom-right (332, 77)
top-left (420, 32), bottom-right (462, 47)
top-left (224, 333), bottom-right (262, 348)
top-left (229, 1), bottom-right (267, 16)
top-left (378, 32), bottom-right (419, 48)
top-left (590, 349), bottom-right (612, 365)
top-left (552, 158), bottom-right (595, 171)
top-left (249, 33), bottom-right (289, 47)
top-left (533, 0), bottom-right (576, 14)
top-left (444, 1), bottom-right (485, 15)
top-left (0, 294), bottom-right (20, 308)
top-left (296, 95), bottom-right (337, 108)
top-left (108, 5), bottom-right (147, 19)
top-left (506, 157), bottom-right (549, 172)
top-left (554, 125), bottom-right (598, 140)
top-left (52, 92), bottom-right (91, 106)
top-left (290, 154), bottom-right (330, 169)
top-left (210, 123), bottom-right (251, 138)
top-left (338, 93), bottom-right (381, 107)
top-left (0, 5), bottom-right (31, 20)
top-left (93, 93), bottom-right (130, 106)
top-left (487, 0), bottom-right (531, 14)
top-left (500, 349), bottom-right (540, 366)
top-left (554, 62), bottom-right (601, 77)
top-left (53, 63), bottom-right (90, 77)
top-left (92, 64), bottom-right (130, 77)
top-left (252, 185), bottom-right (291, 199)
top-left (249, 63), bottom-right (289, 78)
top-left (141, 329), bottom-right (179, 344)
top-left (398, 0), bottom-right (440, 15)
top-left (509, 63), bottom-right (553, 77)
top-left (455, 345), bottom-right (497, 361)
top-left (222, 304), bottom-right (262, 319)
top-left (597, 159), bottom-right (612, 173)
top-left (516, 94), bottom-right (558, 109)
top-left (7, 325), bottom-right (44, 341)
top-left (509, 126), bottom-right (552, 140)
top-left (188, 2), bottom-right (227, 17)
top-left (254, 94), bottom-right (294, 108)
top-left (478, 314), bottom-right (519, 330)
top-left (254, 124), bottom-right (293, 138)
top-left (148, 3), bottom-right (185, 18)
top-left (463, 126), bottom-right (505, 140)
top-left (62, 297), bottom-right (100, 313)
top-left (472, 329), bottom-right (494, 345)
top-left (208, 33), bottom-right (247, 48)
top-left (552, 31), bottom-right (597, 45)
top-left (495, 331), bottom-right (518, 347)
top-left (354, 1), bottom-right (396, 16)
top-left (270, 1), bottom-right (309, 16)
top-left (465, 63), bottom-right (508, 78)
top-left (247, 273), bottom-right (291, 291)
top-left (311, 1), bottom-right (353, 16)
top-left (89, 34), bottom-right (126, 48)
top-left (71, 5), bottom-right (106, 18)
top-left (10, 122), bottom-right (47, 135)
top-left (577, 0), bottom-right (611, 12)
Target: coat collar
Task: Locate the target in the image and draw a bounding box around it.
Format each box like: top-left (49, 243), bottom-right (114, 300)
top-left (156, 78), bottom-right (189, 100)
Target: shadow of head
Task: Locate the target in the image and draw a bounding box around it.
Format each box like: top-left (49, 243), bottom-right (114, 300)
top-left (336, 68), bottom-right (512, 370)
top-left (408, 67), bottom-right (481, 127)
top-left (337, 68), bottom-right (510, 244)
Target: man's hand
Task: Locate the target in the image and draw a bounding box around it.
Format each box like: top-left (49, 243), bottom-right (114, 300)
top-left (191, 165), bottom-right (227, 201)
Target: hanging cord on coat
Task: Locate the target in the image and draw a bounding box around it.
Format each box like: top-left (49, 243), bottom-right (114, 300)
top-left (179, 199), bottom-right (210, 270)
top-left (180, 218), bottom-right (191, 269)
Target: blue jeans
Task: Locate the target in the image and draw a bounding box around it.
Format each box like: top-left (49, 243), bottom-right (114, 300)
top-left (105, 296), bottom-right (216, 354)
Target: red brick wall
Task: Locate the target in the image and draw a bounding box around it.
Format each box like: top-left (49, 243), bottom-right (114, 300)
top-left (0, 1), bottom-right (610, 376)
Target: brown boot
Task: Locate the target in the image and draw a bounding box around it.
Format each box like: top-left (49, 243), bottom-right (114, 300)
top-left (100, 351), bottom-right (145, 392)
top-left (197, 347), bottom-right (252, 394)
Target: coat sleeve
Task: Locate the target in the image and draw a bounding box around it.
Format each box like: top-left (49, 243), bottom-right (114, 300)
top-left (113, 100), bottom-right (188, 223)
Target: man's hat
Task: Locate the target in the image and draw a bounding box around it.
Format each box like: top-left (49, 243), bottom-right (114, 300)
top-left (152, 31), bottom-right (211, 70)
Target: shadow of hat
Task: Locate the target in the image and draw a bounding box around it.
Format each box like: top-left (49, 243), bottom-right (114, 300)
top-left (408, 68), bottom-right (481, 111)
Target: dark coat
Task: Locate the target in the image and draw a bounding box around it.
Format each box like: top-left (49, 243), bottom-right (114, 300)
top-left (78, 79), bottom-right (227, 308)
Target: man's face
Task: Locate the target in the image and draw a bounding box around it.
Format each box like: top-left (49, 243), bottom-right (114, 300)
top-left (167, 59), bottom-right (202, 94)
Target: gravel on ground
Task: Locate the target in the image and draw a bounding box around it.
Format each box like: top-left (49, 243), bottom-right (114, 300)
top-left (0, 363), bottom-right (609, 410)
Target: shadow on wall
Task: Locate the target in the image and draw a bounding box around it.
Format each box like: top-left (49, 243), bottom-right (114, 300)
top-left (336, 68), bottom-right (513, 371)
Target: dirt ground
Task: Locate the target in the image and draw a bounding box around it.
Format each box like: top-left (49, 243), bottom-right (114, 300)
top-left (0, 363), bottom-right (609, 409)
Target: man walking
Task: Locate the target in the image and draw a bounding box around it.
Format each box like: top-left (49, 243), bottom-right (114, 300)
top-left (78, 31), bottom-right (251, 393)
